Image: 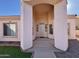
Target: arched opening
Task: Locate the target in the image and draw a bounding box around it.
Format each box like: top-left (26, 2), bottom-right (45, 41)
top-left (32, 4), bottom-right (54, 47)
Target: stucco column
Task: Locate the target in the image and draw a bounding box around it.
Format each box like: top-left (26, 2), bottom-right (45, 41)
top-left (21, 1), bottom-right (33, 50)
top-left (54, 0), bottom-right (68, 51)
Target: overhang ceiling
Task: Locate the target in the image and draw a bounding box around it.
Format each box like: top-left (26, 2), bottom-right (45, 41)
top-left (33, 4), bottom-right (54, 14)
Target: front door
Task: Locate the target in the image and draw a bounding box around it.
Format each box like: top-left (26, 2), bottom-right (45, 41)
top-left (38, 23), bottom-right (47, 37)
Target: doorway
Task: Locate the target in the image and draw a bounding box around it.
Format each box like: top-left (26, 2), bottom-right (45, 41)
top-left (38, 23), bottom-right (47, 37)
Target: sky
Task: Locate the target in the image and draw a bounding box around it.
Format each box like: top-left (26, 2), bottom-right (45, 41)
top-left (0, 0), bottom-right (20, 16)
top-left (67, 0), bottom-right (79, 15)
top-left (0, 0), bottom-right (79, 16)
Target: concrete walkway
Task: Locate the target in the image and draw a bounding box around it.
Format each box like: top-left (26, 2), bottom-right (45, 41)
top-left (33, 38), bottom-right (56, 58)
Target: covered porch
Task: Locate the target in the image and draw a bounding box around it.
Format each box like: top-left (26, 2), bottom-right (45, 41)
top-left (21, 0), bottom-right (68, 51)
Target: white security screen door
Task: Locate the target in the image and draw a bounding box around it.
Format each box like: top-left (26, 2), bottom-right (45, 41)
top-left (39, 24), bottom-right (47, 37)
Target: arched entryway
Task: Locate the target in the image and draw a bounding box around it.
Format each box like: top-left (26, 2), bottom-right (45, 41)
top-left (21, 0), bottom-right (68, 51)
top-left (32, 4), bottom-right (54, 53)
top-left (33, 4), bottom-right (54, 39)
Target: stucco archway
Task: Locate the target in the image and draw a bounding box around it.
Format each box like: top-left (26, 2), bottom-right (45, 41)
top-left (23, 0), bottom-right (63, 6)
top-left (33, 4), bottom-right (54, 39)
top-left (21, 0), bottom-right (68, 51)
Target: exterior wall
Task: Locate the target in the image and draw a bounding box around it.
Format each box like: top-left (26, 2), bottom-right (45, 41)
top-left (76, 30), bottom-right (79, 41)
top-left (0, 15), bottom-right (76, 42)
top-left (68, 19), bottom-right (76, 39)
top-left (0, 16), bottom-right (20, 41)
top-left (76, 18), bottom-right (79, 40)
top-left (76, 18), bottom-right (79, 28)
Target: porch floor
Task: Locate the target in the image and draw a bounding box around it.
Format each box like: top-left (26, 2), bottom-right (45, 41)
top-left (26, 38), bottom-right (61, 58)
top-left (33, 38), bottom-right (56, 58)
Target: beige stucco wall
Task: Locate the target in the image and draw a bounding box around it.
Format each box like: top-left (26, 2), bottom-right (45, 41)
top-left (76, 17), bottom-right (79, 40)
top-left (76, 17), bottom-right (79, 29)
top-left (68, 19), bottom-right (76, 39)
top-left (0, 16), bottom-right (20, 41)
top-left (0, 15), bottom-right (77, 42)
top-left (67, 16), bottom-right (79, 40)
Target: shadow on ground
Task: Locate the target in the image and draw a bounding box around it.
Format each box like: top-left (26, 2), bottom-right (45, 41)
top-left (54, 39), bottom-right (79, 58)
